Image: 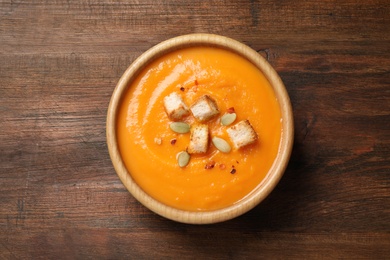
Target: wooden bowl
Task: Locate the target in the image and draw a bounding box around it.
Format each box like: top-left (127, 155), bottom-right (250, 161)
top-left (106, 34), bottom-right (294, 224)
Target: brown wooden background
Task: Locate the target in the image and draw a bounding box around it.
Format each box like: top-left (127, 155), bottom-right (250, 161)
top-left (1, 0), bottom-right (389, 258)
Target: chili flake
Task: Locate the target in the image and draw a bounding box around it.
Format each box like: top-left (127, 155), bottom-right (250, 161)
top-left (205, 161), bottom-right (215, 169)
top-left (227, 107), bottom-right (235, 113)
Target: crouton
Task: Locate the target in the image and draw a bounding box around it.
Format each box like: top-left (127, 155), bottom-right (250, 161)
top-left (190, 95), bottom-right (219, 122)
top-left (226, 120), bottom-right (258, 149)
top-left (163, 92), bottom-right (190, 121)
top-left (187, 124), bottom-right (209, 154)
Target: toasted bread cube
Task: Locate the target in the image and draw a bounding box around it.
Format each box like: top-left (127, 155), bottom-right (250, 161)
top-left (163, 92), bottom-right (190, 121)
top-left (227, 120), bottom-right (258, 149)
top-left (190, 95), bottom-right (220, 122)
top-left (187, 124), bottom-right (209, 154)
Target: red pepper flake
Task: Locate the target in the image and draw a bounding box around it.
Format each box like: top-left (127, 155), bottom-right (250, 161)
top-left (219, 164), bottom-right (226, 170)
top-left (227, 107), bottom-right (235, 113)
top-left (230, 168), bottom-right (236, 174)
top-left (180, 86), bottom-right (185, 91)
top-left (236, 160), bottom-right (239, 164)
top-left (195, 79), bottom-right (199, 85)
top-left (205, 161), bottom-right (215, 169)
top-left (170, 139), bottom-right (177, 145)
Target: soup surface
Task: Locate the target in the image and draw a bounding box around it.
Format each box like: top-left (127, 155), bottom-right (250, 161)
top-left (117, 46), bottom-right (282, 211)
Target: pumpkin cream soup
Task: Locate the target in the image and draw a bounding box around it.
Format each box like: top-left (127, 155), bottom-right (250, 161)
top-left (116, 46), bottom-right (282, 211)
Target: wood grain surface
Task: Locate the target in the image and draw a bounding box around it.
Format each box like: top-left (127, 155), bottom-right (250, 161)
top-left (1, 0), bottom-right (389, 258)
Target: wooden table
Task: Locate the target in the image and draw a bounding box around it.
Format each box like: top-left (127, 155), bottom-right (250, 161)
top-left (1, 0), bottom-right (389, 258)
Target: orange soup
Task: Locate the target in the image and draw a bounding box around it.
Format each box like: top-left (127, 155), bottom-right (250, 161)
top-left (117, 46), bottom-right (282, 211)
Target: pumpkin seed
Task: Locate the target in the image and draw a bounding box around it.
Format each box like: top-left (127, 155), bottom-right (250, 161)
top-left (177, 151), bottom-right (190, 167)
top-left (212, 137), bottom-right (232, 153)
top-left (169, 122), bottom-right (190, 134)
top-left (221, 113), bottom-right (237, 126)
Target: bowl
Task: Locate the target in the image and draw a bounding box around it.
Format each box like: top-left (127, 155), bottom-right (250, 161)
top-left (106, 33), bottom-right (294, 224)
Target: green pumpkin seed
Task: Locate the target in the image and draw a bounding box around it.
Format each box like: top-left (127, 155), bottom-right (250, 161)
top-left (212, 137), bottom-right (231, 153)
top-left (221, 113), bottom-right (237, 126)
top-left (169, 122), bottom-right (190, 134)
top-left (177, 151), bottom-right (190, 167)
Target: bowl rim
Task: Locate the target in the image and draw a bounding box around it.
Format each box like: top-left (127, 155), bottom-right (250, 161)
top-left (106, 33), bottom-right (294, 224)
